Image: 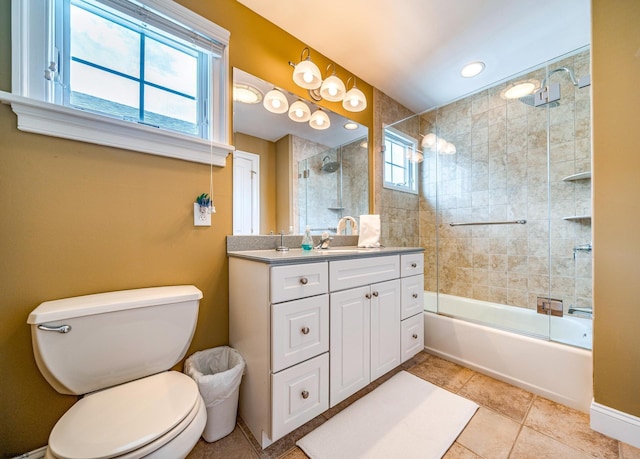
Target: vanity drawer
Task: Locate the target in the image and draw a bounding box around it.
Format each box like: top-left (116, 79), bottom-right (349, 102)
top-left (271, 262), bottom-right (328, 303)
top-left (401, 253), bottom-right (424, 277)
top-left (401, 275), bottom-right (424, 320)
top-left (272, 353), bottom-right (329, 442)
top-left (329, 255), bottom-right (399, 291)
top-left (272, 295), bottom-right (329, 372)
top-left (401, 313), bottom-right (424, 363)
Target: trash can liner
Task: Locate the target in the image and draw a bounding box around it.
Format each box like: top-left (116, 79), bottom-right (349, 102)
top-left (184, 346), bottom-right (245, 409)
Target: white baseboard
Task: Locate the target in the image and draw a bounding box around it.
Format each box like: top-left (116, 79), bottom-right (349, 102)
top-left (590, 400), bottom-right (640, 448)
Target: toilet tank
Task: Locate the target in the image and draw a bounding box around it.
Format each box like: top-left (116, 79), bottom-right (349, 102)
top-left (27, 285), bottom-right (202, 395)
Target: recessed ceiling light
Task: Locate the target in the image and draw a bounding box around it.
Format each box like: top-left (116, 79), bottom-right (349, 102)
top-left (233, 83), bottom-right (263, 104)
top-left (344, 122), bottom-right (358, 130)
top-left (460, 61), bottom-right (485, 78)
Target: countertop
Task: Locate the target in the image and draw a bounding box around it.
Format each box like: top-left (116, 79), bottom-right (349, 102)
top-left (227, 246), bottom-right (424, 264)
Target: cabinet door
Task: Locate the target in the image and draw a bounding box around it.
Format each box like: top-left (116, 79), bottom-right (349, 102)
top-left (401, 275), bottom-right (424, 320)
top-left (272, 294), bottom-right (329, 372)
top-left (329, 285), bottom-right (370, 407)
top-left (370, 279), bottom-right (401, 381)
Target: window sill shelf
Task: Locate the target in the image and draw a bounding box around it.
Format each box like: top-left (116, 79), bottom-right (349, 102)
top-left (0, 92), bottom-right (234, 166)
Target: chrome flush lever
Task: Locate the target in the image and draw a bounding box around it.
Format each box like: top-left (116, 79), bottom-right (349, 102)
top-left (38, 324), bottom-right (72, 333)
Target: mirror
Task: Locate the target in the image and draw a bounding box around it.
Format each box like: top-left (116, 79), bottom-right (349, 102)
top-left (233, 68), bottom-right (369, 235)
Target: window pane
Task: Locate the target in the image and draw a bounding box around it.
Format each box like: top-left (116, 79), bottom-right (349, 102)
top-left (145, 37), bottom-right (198, 97)
top-left (392, 167), bottom-right (405, 185)
top-left (70, 4), bottom-right (140, 78)
top-left (70, 60), bottom-right (139, 118)
top-left (391, 143), bottom-right (405, 166)
top-left (144, 85), bottom-right (197, 135)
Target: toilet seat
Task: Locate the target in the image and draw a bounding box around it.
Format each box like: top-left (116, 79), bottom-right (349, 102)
top-left (48, 371), bottom-right (202, 459)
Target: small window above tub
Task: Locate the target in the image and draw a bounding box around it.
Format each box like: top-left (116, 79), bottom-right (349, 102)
top-left (383, 127), bottom-right (419, 194)
top-left (2, 0), bottom-right (234, 165)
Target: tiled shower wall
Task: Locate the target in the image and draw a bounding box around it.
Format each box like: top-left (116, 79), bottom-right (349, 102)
top-left (295, 136), bottom-right (369, 234)
top-left (419, 49), bottom-right (591, 311)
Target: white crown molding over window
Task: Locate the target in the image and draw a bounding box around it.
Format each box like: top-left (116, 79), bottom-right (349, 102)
top-left (0, 92), bottom-right (231, 166)
top-left (4, 0), bottom-right (234, 166)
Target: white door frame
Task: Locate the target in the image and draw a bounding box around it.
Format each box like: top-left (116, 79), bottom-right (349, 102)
top-left (233, 150), bottom-right (260, 234)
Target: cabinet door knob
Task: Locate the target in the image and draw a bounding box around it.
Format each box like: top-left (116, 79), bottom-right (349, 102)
top-left (365, 293), bottom-right (372, 299)
top-left (299, 277), bottom-right (308, 285)
top-left (411, 262), bottom-right (417, 268)
top-left (301, 326), bottom-right (310, 335)
top-left (301, 390), bottom-right (309, 399)
top-left (412, 293), bottom-right (418, 299)
top-left (372, 291), bottom-right (379, 297)
top-left (412, 333), bottom-right (418, 339)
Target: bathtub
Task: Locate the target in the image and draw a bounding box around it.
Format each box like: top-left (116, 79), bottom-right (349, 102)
top-left (423, 291), bottom-right (593, 412)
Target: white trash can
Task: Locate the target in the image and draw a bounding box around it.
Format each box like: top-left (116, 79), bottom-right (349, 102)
top-left (184, 346), bottom-right (245, 442)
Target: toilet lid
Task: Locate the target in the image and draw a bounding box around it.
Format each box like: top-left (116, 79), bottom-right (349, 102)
top-left (49, 371), bottom-right (200, 459)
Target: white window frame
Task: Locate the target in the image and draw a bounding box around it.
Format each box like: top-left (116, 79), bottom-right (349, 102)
top-left (1, 0), bottom-right (234, 166)
top-left (383, 126), bottom-right (418, 194)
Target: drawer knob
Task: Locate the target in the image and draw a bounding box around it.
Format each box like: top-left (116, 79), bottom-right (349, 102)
top-left (412, 333), bottom-right (418, 339)
top-left (365, 293), bottom-right (371, 299)
top-left (301, 326), bottom-right (310, 335)
top-left (411, 262), bottom-right (417, 268)
top-left (299, 277), bottom-right (308, 285)
top-left (412, 293), bottom-right (418, 299)
top-left (301, 390), bottom-right (309, 399)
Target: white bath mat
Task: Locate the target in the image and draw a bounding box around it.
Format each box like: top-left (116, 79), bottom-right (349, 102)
top-left (296, 371), bottom-right (478, 459)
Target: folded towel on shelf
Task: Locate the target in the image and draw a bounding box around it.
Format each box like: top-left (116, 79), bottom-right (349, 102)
top-left (358, 214), bottom-right (381, 248)
top-left (337, 216), bottom-right (358, 235)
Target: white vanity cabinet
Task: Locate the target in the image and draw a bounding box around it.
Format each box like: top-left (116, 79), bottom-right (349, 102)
top-left (229, 259), bottom-right (330, 448)
top-left (400, 253), bottom-right (425, 363)
top-left (328, 255), bottom-right (401, 407)
top-left (228, 249), bottom-right (424, 448)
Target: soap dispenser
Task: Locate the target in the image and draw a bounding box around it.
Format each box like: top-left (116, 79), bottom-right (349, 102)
top-left (301, 226), bottom-right (314, 251)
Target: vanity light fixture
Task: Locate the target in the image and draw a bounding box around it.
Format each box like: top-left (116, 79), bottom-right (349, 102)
top-left (292, 47), bottom-right (322, 90)
top-left (309, 109), bottom-right (330, 130)
top-left (233, 83), bottom-right (262, 104)
top-left (421, 132), bottom-right (457, 155)
top-left (460, 61), bottom-right (485, 78)
top-left (320, 63), bottom-right (346, 102)
top-left (263, 88), bottom-right (289, 114)
top-left (288, 100), bottom-right (311, 122)
top-left (289, 47), bottom-right (367, 111)
top-left (343, 77), bottom-right (367, 112)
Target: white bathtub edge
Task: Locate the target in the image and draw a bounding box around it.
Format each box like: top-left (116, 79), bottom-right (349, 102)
top-left (424, 311), bottom-right (593, 413)
top-left (590, 400), bottom-right (640, 449)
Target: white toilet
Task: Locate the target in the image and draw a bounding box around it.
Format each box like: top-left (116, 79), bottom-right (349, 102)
top-left (27, 285), bottom-right (207, 459)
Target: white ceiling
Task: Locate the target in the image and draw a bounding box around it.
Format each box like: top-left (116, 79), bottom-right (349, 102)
top-left (237, 0), bottom-right (591, 113)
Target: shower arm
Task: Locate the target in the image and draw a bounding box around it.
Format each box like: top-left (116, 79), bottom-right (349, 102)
top-left (540, 67), bottom-right (579, 89)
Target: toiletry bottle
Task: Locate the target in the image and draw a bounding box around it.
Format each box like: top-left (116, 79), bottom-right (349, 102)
top-left (301, 226), bottom-right (314, 251)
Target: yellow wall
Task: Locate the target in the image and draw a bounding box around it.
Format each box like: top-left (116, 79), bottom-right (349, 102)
top-left (0, 0), bottom-right (373, 455)
top-left (592, 0), bottom-right (640, 417)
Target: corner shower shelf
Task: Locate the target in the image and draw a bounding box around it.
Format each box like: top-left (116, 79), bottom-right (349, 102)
top-left (562, 171), bottom-right (591, 181)
top-left (563, 215), bottom-right (592, 221)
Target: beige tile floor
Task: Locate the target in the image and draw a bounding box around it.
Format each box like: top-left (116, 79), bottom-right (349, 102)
top-left (187, 351), bottom-right (640, 459)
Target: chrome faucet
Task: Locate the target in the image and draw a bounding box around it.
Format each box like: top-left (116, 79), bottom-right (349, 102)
top-left (568, 306), bottom-right (593, 317)
top-left (315, 231), bottom-right (333, 249)
top-left (573, 243), bottom-right (592, 259)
